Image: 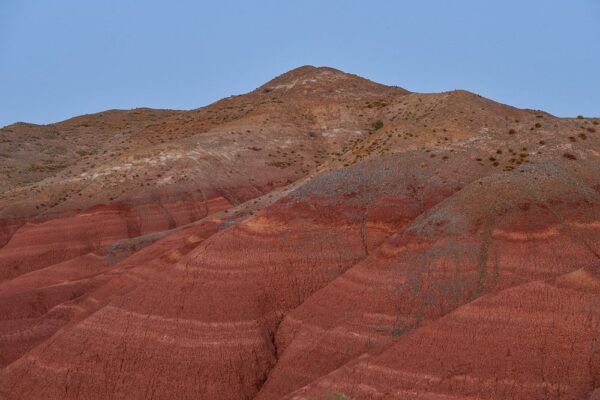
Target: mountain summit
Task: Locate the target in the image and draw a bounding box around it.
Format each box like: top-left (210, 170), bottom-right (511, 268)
top-left (258, 65), bottom-right (408, 97)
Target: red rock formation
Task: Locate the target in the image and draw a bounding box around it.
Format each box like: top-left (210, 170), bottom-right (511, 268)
top-left (287, 263), bottom-right (600, 399)
top-left (1, 66), bottom-right (600, 399)
top-left (0, 196), bottom-right (230, 282)
top-left (260, 166), bottom-right (600, 399)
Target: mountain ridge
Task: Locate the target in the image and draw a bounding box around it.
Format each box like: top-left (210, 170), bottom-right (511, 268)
top-left (1, 66), bottom-right (600, 400)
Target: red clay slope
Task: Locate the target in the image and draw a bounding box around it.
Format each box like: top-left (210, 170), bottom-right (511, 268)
top-left (1, 66), bottom-right (600, 399)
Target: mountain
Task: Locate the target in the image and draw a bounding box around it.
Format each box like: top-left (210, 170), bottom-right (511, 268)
top-left (1, 66), bottom-right (600, 400)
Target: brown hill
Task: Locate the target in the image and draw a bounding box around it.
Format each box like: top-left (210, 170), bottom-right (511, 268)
top-left (1, 66), bottom-right (600, 399)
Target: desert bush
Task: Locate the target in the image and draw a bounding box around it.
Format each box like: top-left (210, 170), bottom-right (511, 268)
top-left (371, 120), bottom-right (384, 131)
top-left (28, 163), bottom-right (43, 172)
top-left (267, 161), bottom-right (292, 168)
top-left (77, 149), bottom-right (93, 157)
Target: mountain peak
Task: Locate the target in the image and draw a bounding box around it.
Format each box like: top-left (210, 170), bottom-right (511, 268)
top-left (258, 65), bottom-right (408, 95)
top-left (260, 65), bottom-right (346, 88)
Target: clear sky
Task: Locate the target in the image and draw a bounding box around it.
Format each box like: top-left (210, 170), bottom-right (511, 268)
top-left (1, 1), bottom-right (599, 127)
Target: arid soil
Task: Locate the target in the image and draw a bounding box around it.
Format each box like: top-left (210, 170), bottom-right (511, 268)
top-left (1, 66), bottom-right (599, 399)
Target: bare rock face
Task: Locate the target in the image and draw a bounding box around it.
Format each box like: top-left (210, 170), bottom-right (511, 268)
top-left (1, 66), bottom-right (600, 399)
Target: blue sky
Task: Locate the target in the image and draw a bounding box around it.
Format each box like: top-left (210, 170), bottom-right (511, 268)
top-left (1, 1), bottom-right (599, 126)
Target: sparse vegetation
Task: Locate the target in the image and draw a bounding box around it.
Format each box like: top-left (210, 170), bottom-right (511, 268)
top-left (371, 120), bottom-right (384, 131)
top-left (76, 149), bottom-right (94, 157)
top-left (28, 163), bottom-right (43, 172)
top-left (267, 161), bottom-right (292, 169)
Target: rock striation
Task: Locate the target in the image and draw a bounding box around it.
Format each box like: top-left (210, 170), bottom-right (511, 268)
top-left (1, 66), bottom-right (600, 399)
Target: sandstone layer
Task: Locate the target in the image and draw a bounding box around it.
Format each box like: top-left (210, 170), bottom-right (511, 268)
top-left (1, 66), bottom-right (599, 399)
